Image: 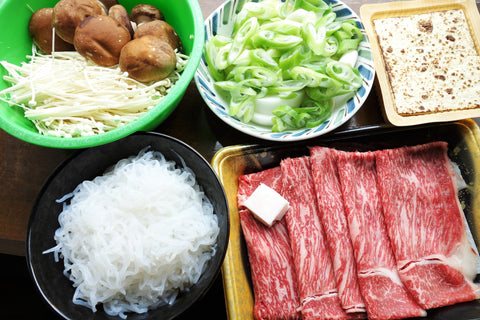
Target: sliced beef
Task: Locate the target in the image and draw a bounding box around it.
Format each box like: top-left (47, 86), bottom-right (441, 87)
top-left (280, 157), bottom-right (347, 320)
top-left (375, 141), bottom-right (480, 309)
top-left (309, 146), bottom-right (366, 316)
top-left (237, 167), bottom-right (301, 320)
top-left (336, 151), bottom-right (426, 320)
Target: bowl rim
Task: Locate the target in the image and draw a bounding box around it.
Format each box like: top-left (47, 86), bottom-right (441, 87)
top-left (25, 131), bottom-right (230, 319)
top-left (195, 0), bottom-right (376, 142)
top-left (0, 0), bottom-right (205, 149)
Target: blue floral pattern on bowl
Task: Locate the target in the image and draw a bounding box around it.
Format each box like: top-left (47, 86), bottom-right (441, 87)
top-left (194, 0), bottom-right (375, 142)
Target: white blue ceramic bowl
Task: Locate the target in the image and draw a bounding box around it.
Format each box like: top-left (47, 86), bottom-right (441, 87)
top-left (195, 0), bottom-right (375, 142)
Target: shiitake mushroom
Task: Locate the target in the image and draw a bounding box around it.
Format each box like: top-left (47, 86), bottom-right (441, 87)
top-left (129, 4), bottom-right (163, 25)
top-left (28, 7), bottom-right (74, 54)
top-left (108, 4), bottom-right (134, 38)
top-left (52, 0), bottom-right (106, 44)
top-left (74, 15), bottom-right (131, 67)
top-left (119, 35), bottom-right (177, 82)
top-left (28, 2), bottom-right (179, 83)
top-left (134, 20), bottom-right (182, 51)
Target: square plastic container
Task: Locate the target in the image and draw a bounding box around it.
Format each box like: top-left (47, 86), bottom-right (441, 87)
top-left (360, 0), bottom-right (480, 126)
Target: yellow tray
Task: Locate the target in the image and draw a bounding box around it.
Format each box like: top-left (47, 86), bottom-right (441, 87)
top-left (360, 0), bottom-right (480, 126)
top-left (212, 119), bottom-right (480, 320)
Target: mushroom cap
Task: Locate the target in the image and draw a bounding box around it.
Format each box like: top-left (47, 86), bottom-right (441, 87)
top-left (74, 15), bottom-right (131, 67)
top-left (96, 0), bottom-right (118, 12)
top-left (129, 4), bottom-right (163, 25)
top-left (28, 7), bottom-right (74, 54)
top-left (109, 4), bottom-right (134, 38)
top-left (119, 35), bottom-right (177, 82)
top-left (52, 0), bottom-right (106, 44)
top-left (134, 20), bottom-right (182, 51)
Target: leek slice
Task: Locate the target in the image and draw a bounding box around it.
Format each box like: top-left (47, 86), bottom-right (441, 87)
top-left (252, 30), bottom-right (303, 50)
top-left (271, 99), bottom-right (332, 131)
top-left (228, 17), bottom-right (259, 65)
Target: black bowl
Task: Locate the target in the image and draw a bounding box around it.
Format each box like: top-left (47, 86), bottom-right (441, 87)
top-left (25, 132), bottom-right (230, 320)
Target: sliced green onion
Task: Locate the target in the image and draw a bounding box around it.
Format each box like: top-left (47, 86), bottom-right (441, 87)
top-left (302, 22), bottom-right (326, 55)
top-left (271, 98), bottom-right (332, 131)
top-left (214, 81), bottom-right (257, 96)
top-left (261, 20), bottom-right (302, 36)
top-left (301, 99), bottom-right (332, 127)
top-left (325, 21), bottom-right (342, 35)
top-left (290, 66), bottom-right (336, 87)
top-left (229, 95), bottom-right (255, 122)
top-left (316, 11), bottom-right (336, 28)
top-left (326, 61), bottom-right (362, 88)
top-left (250, 49), bottom-right (279, 68)
top-left (341, 20), bottom-right (363, 40)
top-left (215, 43), bottom-right (233, 70)
top-left (232, 66), bottom-right (279, 87)
top-left (298, 0), bottom-right (329, 13)
top-left (284, 7), bottom-right (317, 24)
top-left (268, 80), bottom-right (309, 93)
top-left (336, 38), bottom-right (361, 57)
top-left (252, 30), bottom-right (303, 49)
top-left (321, 36), bottom-right (338, 56)
top-left (305, 82), bottom-right (352, 100)
top-left (228, 17), bottom-right (259, 65)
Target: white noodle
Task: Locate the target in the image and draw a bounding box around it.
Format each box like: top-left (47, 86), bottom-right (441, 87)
top-left (0, 46), bottom-right (189, 137)
top-left (43, 148), bottom-right (219, 318)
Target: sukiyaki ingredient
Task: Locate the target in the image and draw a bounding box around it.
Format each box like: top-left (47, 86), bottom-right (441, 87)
top-left (336, 151), bottom-right (427, 319)
top-left (73, 15), bottom-right (131, 67)
top-left (108, 4), bottom-right (134, 38)
top-left (237, 142), bottom-right (480, 319)
top-left (374, 9), bottom-right (480, 115)
top-left (52, 0), bottom-right (106, 44)
top-left (243, 183), bottom-right (289, 227)
top-left (280, 156), bottom-right (347, 319)
top-left (309, 146), bottom-right (366, 315)
top-left (129, 3), bottom-right (163, 25)
top-left (238, 167), bottom-right (301, 320)
top-left (97, 0), bottom-right (118, 12)
top-left (44, 148), bottom-right (220, 319)
top-left (119, 35), bottom-right (177, 82)
top-left (375, 142), bottom-right (480, 309)
top-left (134, 20), bottom-right (182, 51)
top-left (28, 7), bottom-right (74, 54)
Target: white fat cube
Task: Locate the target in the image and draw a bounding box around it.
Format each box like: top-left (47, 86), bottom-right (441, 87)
top-left (243, 183), bottom-right (290, 227)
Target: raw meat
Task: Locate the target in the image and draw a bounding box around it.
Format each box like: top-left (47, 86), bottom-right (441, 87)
top-left (237, 167), bottom-right (301, 320)
top-left (280, 157), bottom-right (347, 320)
top-left (375, 141), bottom-right (480, 309)
top-left (309, 146), bottom-right (366, 315)
top-left (336, 151), bottom-right (426, 320)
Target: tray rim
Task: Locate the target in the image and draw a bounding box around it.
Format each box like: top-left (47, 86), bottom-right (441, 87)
top-left (212, 119), bottom-right (480, 320)
top-left (360, 0), bottom-right (480, 126)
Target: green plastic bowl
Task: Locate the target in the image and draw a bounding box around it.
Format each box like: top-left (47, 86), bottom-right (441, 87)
top-left (0, 0), bottom-right (204, 149)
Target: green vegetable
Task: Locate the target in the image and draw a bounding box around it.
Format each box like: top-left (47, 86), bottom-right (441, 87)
top-left (271, 99), bottom-right (332, 132)
top-left (228, 17), bottom-right (259, 64)
top-left (204, 0), bottom-right (363, 132)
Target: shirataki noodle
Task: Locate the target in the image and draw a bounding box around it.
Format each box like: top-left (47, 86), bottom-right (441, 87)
top-left (43, 148), bottom-right (220, 319)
